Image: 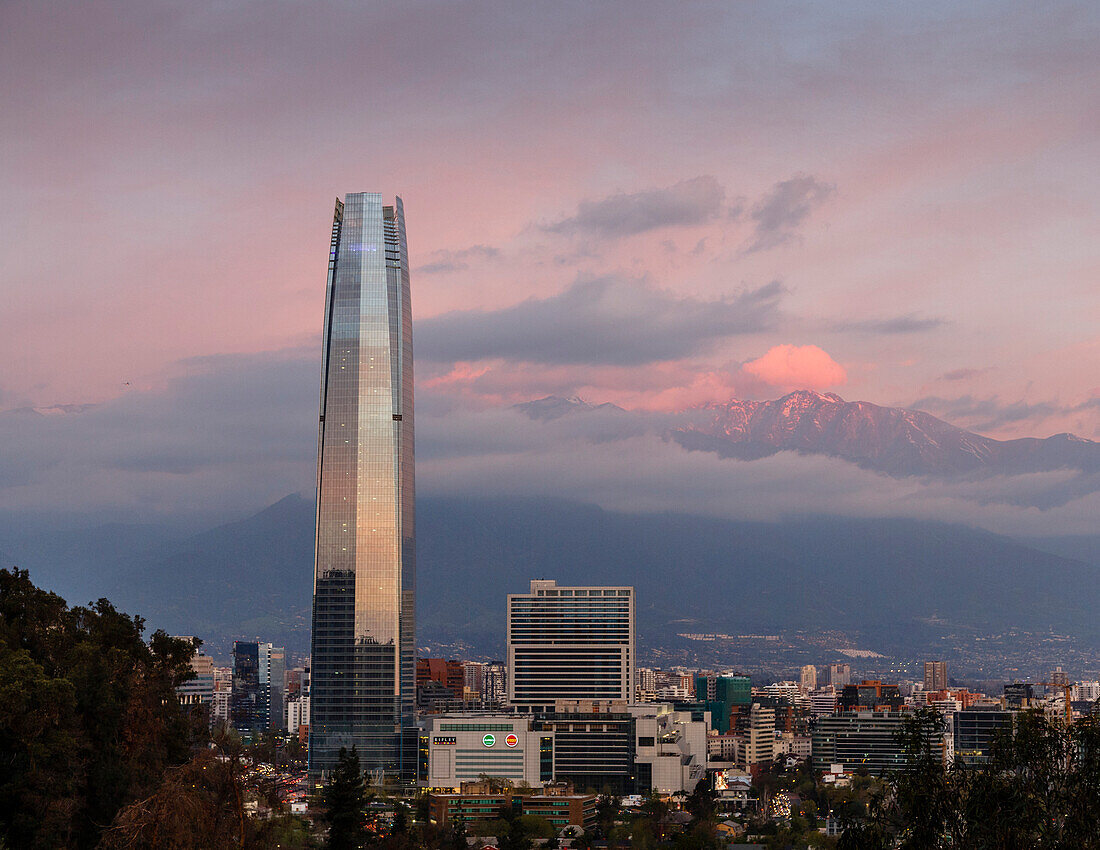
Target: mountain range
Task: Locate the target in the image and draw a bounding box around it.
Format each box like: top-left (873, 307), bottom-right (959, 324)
top-left (6, 493), bottom-right (1099, 668)
top-left (518, 390), bottom-right (1100, 478)
top-left (4, 390), bottom-right (1098, 670)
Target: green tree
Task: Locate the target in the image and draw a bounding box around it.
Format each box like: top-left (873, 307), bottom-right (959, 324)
top-left (838, 708), bottom-right (1100, 849)
top-left (595, 793), bottom-right (620, 845)
top-left (685, 778), bottom-right (717, 824)
top-left (443, 817), bottom-right (467, 850)
top-left (0, 641), bottom-right (81, 847)
top-left (497, 816), bottom-right (532, 850)
top-left (0, 568), bottom-right (198, 850)
top-left (325, 747), bottom-right (367, 850)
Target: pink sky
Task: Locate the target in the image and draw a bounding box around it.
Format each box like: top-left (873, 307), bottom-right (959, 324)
top-left (2, 0), bottom-right (1098, 442)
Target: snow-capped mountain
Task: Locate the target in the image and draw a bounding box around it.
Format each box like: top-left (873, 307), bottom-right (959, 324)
top-left (518, 390), bottom-right (1100, 477)
top-left (675, 390), bottom-right (1099, 476)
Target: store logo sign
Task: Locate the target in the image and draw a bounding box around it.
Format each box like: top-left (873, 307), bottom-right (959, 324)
top-left (483, 734), bottom-right (496, 747)
top-left (505, 734), bottom-right (519, 748)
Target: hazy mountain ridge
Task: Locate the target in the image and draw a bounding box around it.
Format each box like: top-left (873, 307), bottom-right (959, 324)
top-left (6, 494), bottom-right (1099, 662)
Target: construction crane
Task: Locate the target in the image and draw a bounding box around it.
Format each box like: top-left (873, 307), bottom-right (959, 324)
top-left (1038, 682), bottom-right (1073, 725)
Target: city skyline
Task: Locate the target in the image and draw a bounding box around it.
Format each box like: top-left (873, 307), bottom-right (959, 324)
top-left (310, 194), bottom-right (416, 779)
top-left (2, 3), bottom-right (1098, 846)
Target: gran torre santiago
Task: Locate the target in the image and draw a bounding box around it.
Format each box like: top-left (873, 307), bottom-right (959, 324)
top-left (309, 193), bottom-right (417, 781)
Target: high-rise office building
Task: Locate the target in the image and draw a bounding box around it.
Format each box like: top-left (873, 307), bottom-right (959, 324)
top-left (268, 645), bottom-right (286, 732)
top-left (173, 636), bottom-right (214, 710)
top-left (800, 665), bottom-right (817, 692)
top-left (924, 661), bottom-right (948, 691)
top-left (809, 685), bottom-right (838, 717)
top-left (231, 641), bottom-right (263, 732)
top-left (483, 664), bottom-right (507, 706)
top-left (507, 580), bottom-right (634, 711)
top-left (693, 674), bottom-right (751, 734)
top-left (739, 704), bottom-right (776, 770)
top-left (310, 193), bottom-right (416, 780)
top-left (828, 663), bottom-right (851, 687)
top-left (230, 641), bottom-right (284, 733)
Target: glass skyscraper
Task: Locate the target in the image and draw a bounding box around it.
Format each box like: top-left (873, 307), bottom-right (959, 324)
top-left (309, 193), bottom-right (416, 780)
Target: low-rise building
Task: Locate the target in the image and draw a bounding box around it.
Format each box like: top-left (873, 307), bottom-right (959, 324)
top-left (423, 715), bottom-right (554, 790)
top-left (428, 786), bottom-right (596, 830)
top-left (774, 732), bottom-right (811, 760)
top-left (707, 731), bottom-right (740, 762)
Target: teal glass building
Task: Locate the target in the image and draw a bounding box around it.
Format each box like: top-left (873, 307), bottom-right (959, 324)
top-left (309, 193), bottom-right (416, 780)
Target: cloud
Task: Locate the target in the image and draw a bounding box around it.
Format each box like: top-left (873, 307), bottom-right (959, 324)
top-left (741, 344), bottom-right (847, 390)
top-left (745, 174), bottom-right (834, 252)
top-left (911, 393), bottom-right (1100, 437)
top-left (417, 277), bottom-right (785, 366)
top-left (912, 394), bottom-right (1060, 432)
top-left (415, 244), bottom-right (499, 274)
top-left (0, 349), bottom-right (318, 522)
top-left (939, 368), bottom-right (990, 382)
top-left (1, 347), bottom-right (1097, 539)
top-left (545, 176), bottom-right (726, 238)
top-left (833, 314), bottom-right (947, 334)
top-left (417, 406), bottom-right (1100, 537)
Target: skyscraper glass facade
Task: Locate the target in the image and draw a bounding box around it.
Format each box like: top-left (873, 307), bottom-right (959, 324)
top-left (310, 193), bottom-right (416, 780)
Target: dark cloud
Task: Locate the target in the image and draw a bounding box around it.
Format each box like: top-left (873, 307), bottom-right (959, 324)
top-left (746, 174), bottom-right (834, 252)
top-left (415, 244), bottom-right (499, 274)
top-left (911, 394), bottom-right (1069, 433)
top-left (417, 277), bottom-right (786, 365)
top-left (833, 314), bottom-right (947, 334)
top-left (939, 367), bottom-right (991, 382)
top-left (545, 176), bottom-right (726, 238)
top-left (0, 350), bottom-right (318, 521)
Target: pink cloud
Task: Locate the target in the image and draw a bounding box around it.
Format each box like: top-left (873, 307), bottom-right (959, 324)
top-left (417, 348), bottom-right (848, 413)
top-left (741, 344), bottom-right (847, 390)
top-left (421, 361), bottom-right (493, 390)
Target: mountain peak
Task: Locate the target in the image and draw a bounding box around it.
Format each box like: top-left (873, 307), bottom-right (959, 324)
top-left (779, 389), bottom-right (845, 404)
top-left (675, 392), bottom-right (1098, 477)
top-left (514, 395), bottom-right (625, 422)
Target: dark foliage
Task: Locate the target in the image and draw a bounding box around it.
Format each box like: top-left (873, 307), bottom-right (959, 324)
top-left (99, 729), bottom-right (314, 850)
top-left (838, 707), bottom-right (1100, 849)
top-left (324, 747), bottom-right (368, 850)
top-left (0, 568), bottom-right (200, 849)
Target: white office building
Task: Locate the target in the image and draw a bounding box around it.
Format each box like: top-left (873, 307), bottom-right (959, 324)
top-left (631, 705), bottom-right (708, 795)
top-left (423, 715), bottom-right (554, 790)
top-left (287, 696), bottom-right (310, 735)
top-left (810, 686), bottom-right (838, 717)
